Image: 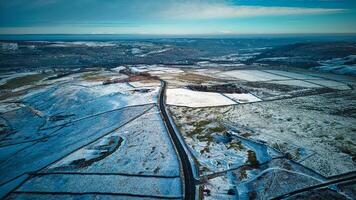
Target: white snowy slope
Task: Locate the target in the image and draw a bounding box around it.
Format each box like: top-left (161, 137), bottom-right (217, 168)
top-left (46, 106), bottom-right (181, 177)
top-left (0, 105), bottom-right (153, 186)
top-left (166, 88), bottom-right (236, 107)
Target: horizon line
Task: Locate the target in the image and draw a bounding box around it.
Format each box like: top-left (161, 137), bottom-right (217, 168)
top-left (1, 32), bottom-right (356, 35)
top-left (1, 33), bottom-right (356, 41)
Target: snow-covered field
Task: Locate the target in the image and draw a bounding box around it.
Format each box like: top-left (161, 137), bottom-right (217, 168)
top-left (0, 105), bottom-right (152, 185)
top-left (0, 68), bottom-right (183, 199)
top-left (128, 80), bottom-right (161, 88)
top-left (306, 79), bottom-right (351, 90)
top-left (218, 70), bottom-right (291, 81)
top-left (0, 64), bottom-right (355, 199)
top-left (216, 69), bottom-right (351, 91)
top-left (130, 65), bottom-right (184, 75)
top-left (169, 107), bottom-right (281, 175)
top-left (169, 89), bottom-right (356, 198)
top-left (224, 93), bottom-right (261, 103)
top-left (6, 107), bottom-right (184, 199)
top-left (23, 81), bottom-right (159, 129)
top-left (168, 68), bottom-right (356, 198)
top-left (166, 87), bottom-right (262, 107)
top-left (46, 106), bottom-right (180, 176)
top-left (166, 88), bottom-right (236, 107)
top-left (268, 80), bottom-right (322, 88)
top-left (170, 89), bottom-right (356, 177)
top-left (16, 174), bottom-right (181, 198)
top-left (263, 70), bottom-right (321, 80)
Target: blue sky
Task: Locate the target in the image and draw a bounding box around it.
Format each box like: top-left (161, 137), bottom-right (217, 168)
top-left (0, 0), bottom-right (355, 35)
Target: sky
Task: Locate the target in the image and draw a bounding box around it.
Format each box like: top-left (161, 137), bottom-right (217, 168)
top-left (0, 0), bottom-right (356, 35)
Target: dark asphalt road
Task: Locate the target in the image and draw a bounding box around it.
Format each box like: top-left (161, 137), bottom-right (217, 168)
top-left (158, 80), bottom-right (196, 200)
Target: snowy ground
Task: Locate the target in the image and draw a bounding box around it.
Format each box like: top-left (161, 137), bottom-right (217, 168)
top-left (166, 88), bottom-right (262, 107)
top-left (203, 158), bottom-right (331, 199)
top-left (163, 69), bottom-right (351, 108)
top-left (1, 65), bottom-right (355, 199)
top-left (217, 70), bottom-right (291, 81)
top-left (46, 106), bottom-right (180, 176)
top-left (169, 87), bottom-right (356, 199)
top-left (16, 174), bottom-right (181, 198)
top-left (166, 88), bottom-right (236, 107)
top-left (0, 68), bottom-right (182, 199)
top-left (167, 67), bottom-right (356, 199)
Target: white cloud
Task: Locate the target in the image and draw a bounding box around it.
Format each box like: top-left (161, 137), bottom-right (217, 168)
top-left (159, 3), bottom-right (346, 19)
top-left (219, 30), bottom-right (233, 34)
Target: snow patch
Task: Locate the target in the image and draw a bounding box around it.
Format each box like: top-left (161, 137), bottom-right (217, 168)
top-left (224, 93), bottom-right (262, 103)
top-left (167, 88), bottom-right (236, 107)
top-left (218, 70), bottom-right (290, 81)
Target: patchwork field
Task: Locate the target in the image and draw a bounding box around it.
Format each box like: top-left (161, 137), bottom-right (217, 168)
top-left (0, 62), bottom-right (355, 199)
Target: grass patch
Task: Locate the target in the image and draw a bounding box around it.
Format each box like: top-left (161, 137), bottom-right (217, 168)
top-left (187, 119), bottom-right (212, 138)
top-left (338, 144), bottom-right (356, 162)
top-left (196, 160), bottom-right (211, 174)
top-left (272, 142), bottom-right (287, 153)
top-left (187, 120), bottom-right (229, 143)
top-left (81, 72), bottom-right (109, 82)
top-left (0, 84), bottom-right (45, 101)
top-left (200, 146), bottom-right (210, 154)
top-left (241, 132), bottom-right (253, 138)
top-left (176, 73), bottom-right (217, 84)
top-left (207, 124), bottom-right (226, 133)
top-left (228, 140), bottom-right (244, 151)
top-left (195, 120), bottom-right (212, 128)
top-left (294, 148), bottom-right (302, 160)
top-left (245, 150), bottom-right (259, 168)
top-left (239, 168), bottom-right (248, 180)
top-left (0, 74), bottom-right (47, 90)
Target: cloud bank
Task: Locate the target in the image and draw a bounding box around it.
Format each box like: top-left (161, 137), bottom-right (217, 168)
top-left (159, 2), bottom-right (346, 20)
top-left (0, 0), bottom-right (352, 34)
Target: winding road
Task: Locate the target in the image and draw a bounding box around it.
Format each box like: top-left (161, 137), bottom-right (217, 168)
top-left (158, 80), bottom-right (196, 200)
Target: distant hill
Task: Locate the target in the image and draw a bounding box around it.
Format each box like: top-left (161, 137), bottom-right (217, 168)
top-left (249, 42), bottom-right (356, 76)
top-left (255, 42), bottom-right (356, 61)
